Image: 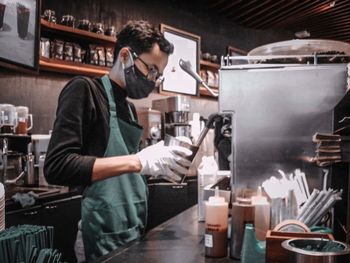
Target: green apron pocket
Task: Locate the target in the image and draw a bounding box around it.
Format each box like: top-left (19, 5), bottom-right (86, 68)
top-left (98, 225), bottom-right (141, 252)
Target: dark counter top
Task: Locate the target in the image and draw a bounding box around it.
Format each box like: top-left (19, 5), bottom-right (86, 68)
top-left (97, 205), bottom-right (239, 263)
top-left (5, 185), bottom-right (81, 212)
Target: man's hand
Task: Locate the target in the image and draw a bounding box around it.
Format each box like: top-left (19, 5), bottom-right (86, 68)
top-left (136, 141), bottom-right (192, 182)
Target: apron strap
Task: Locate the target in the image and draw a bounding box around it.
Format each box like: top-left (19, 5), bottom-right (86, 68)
top-left (101, 75), bottom-right (117, 116)
top-left (101, 75), bottom-right (136, 122)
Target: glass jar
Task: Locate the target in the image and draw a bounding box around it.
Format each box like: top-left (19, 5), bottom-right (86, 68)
top-left (15, 106), bottom-right (33, 135)
top-left (91, 23), bottom-right (104, 34)
top-left (105, 26), bottom-right (116, 37)
top-left (42, 9), bottom-right (56, 23)
top-left (76, 19), bottom-right (91, 31)
top-left (0, 104), bottom-right (17, 134)
top-left (60, 15), bottom-right (75, 27)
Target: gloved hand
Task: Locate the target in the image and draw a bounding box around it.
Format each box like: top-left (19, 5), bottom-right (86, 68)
top-left (136, 140), bottom-right (192, 182)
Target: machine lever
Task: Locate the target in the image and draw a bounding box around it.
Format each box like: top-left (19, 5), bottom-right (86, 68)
top-left (179, 59), bottom-right (219, 97)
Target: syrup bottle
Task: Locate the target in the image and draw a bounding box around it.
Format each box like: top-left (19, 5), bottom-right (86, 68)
top-left (205, 187), bottom-right (228, 257)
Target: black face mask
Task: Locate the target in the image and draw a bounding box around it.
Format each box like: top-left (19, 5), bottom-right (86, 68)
top-left (124, 64), bottom-right (156, 99)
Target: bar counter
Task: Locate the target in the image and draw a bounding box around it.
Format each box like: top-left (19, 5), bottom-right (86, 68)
top-left (97, 205), bottom-right (239, 263)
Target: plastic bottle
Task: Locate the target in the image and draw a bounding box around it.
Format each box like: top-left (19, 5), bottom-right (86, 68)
top-left (205, 187), bottom-right (228, 258)
top-left (198, 155), bottom-right (218, 221)
top-left (251, 186), bottom-right (270, 241)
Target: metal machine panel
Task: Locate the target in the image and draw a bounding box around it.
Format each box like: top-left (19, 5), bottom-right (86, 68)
top-left (219, 64), bottom-right (347, 196)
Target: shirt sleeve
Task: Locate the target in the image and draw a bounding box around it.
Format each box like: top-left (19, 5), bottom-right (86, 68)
top-left (44, 78), bottom-right (97, 186)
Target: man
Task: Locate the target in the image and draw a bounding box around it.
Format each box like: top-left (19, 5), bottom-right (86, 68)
top-left (44, 20), bottom-right (192, 262)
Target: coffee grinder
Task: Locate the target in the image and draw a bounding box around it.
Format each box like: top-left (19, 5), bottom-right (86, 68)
top-left (136, 108), bottom-right (162, 149)
top-left (152, 95), bottom-right (191, 139)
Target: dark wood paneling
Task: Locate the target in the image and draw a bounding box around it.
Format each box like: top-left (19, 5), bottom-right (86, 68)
top-left (208, 0), bottom-right (350, 42)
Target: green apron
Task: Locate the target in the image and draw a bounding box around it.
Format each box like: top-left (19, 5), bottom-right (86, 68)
top-left (81, 75), bottom-right (148, 262)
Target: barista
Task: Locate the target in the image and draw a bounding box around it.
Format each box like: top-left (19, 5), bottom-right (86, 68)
top-left (44, 20), bottom-right (192, 262)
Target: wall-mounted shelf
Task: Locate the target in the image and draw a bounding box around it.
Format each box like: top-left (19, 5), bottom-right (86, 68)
top-left (199, 59), bottom-right (220, 98)
top-left (40, 19), bottom-right (115, 76)
top-left (200, 59), bottom-right (220, 70)
top-left (39, 56), bottom-right (109, 76)
top-left (199, 85), bottom-right (219, 97)
top-left (40, 18), bottom-right (116, 46)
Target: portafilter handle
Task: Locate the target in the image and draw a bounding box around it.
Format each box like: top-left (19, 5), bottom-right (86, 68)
top-left (195, 113), bottom-right (221, 147)
top-left (179, 59), bottom-right (219, 97)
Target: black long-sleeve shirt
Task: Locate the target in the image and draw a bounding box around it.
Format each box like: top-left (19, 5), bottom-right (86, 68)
top-left (44, 76), bottom-right (138, 186)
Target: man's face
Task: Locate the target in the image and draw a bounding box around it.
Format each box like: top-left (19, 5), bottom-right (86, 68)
top-left (133, 43), bottom-right (169, 87)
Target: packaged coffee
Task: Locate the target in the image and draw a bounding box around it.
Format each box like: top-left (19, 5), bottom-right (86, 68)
top-left (64, 42), bottom-right (74, 61)
top-left (200, 70), bottom-right (208, 84)
top-left (40, 38), bottom-right (50, 58)
top-left (89, 44), bottom-right (99, 65)
top-left (106, 47), bottom-right (114, 67)
top-left (81, 48), bottom-right (87, 63)
top-left (207, 70), bottom-right (215, 87)
top-left (96, 46), bottom-right (106, 66)
top-left (50, 39), bottom-right (55, 58)
top-left (54, 39), bottom-right (64, 60)
top-left (73, 43), bottom-right (82, 63)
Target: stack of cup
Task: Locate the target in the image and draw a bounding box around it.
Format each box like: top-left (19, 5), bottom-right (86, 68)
top-left (0, 183), bottom-right (4, 231)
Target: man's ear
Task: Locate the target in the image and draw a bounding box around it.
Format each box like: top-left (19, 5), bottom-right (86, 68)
top-left (119, 47), bottom-right (133, 68)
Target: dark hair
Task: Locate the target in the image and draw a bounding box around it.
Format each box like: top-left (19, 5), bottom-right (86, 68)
top-left (114, 20), bottom-right (174, 62)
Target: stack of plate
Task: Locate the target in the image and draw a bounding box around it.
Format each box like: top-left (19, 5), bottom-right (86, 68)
top-left (0, 183), bottom-right (4, 231)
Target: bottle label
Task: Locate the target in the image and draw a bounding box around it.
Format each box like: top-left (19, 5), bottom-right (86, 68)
top-left (204, 234), bottom-right (213, 248)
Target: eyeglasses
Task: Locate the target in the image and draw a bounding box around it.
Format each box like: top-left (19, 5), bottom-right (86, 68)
top-left (131, 51), bottom-right (165, 85)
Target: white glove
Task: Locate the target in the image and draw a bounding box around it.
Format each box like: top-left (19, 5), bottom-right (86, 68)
top-left (136, 140), bottom-right (192, 182)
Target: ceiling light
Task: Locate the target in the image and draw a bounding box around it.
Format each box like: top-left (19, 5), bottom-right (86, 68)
top-left (330, 1), bottom-right (336, 7)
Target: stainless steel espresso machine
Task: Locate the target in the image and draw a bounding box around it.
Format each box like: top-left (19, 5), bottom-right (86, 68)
top-left (0, 104), bottom-right (35, 188)
top-left (219, 39), bottom-right (350, 257)
top-left (0, 134), bottom-right (33, 187)
top-left (152, 95), bottom-right (191, 139)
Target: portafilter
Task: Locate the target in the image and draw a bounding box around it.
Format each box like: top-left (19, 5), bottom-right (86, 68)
top-left (164, 113), bottom-right (221, 183)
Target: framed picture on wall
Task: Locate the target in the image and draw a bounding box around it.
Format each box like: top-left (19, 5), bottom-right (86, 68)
top-left (160, 24), bottom-right (200, 96)
top-left (227, 45), bottom-right (247, 56)
top-left (227, 45), bottom-right (247, 65)
top-left (0, 0), bottom-right (40, 72)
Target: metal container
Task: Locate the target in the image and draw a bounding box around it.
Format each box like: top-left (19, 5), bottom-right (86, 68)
top-left (220, 57), bottom-right (349, 257)
top-left (165, 111), bottom-right (189, 123)
top-left (165, 124), bottom-right (191, 138)
top-left (31, 134), bottom-right (51, 163)
top-left (230, 197), bottom-right (255, 259)
top-left (1, 152), bottom-right (23, 184)
top-left (282, 238), bottom-right (350, 263)
top-left (164, 134), bottom-right (198, 163)
top-left (152, 95), bottom-right (190, 112)
top-left (24, 152), bottom-right (35, 185)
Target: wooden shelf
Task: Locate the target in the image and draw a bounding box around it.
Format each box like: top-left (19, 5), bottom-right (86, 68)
top-left (40, 18), bottom-right (116, 46)
top-left (199, 60), bottom-right (219, 98)
top-left (200, 59), bottom-right (220, 70)
top-left (39, 57), bottom-right (110, 76)
top-left (199, 85), bottom-right (219, 98)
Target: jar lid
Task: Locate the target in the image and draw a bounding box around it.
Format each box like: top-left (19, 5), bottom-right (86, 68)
top-left (62, 15), bottom-right (75, 20)
top-left (78, 19), bottom-right (90, 23)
